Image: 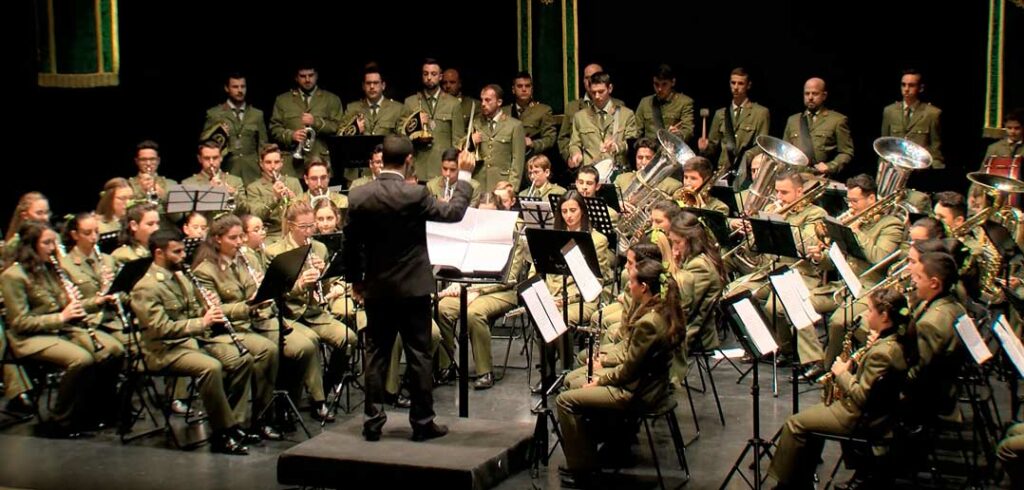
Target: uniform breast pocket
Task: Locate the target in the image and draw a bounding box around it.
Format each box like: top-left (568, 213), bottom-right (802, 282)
top-left (28, 287), bottom-right (58, 310)
top-left (812, 131), bottom-right (832, 142)
top-left (579, 127), bottom-right (599, 140)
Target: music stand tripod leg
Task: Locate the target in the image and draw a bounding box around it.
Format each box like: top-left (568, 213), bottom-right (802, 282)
top-left (258, 302), bottom-right (312, 439)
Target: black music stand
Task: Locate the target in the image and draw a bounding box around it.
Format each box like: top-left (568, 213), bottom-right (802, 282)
top-left (821, 218), bottom-right (866, 261)
top-left (165, 184), bottom-right (231, 214)
top-left (182, 237), bottom-right (202, 265)
top-left (549, 194), bottom-right (617, 241)
top-left (110, 257), bottom-right (158, 440)
top-left (98, 231), bottom-right (120, 255)
top-left (817, 185), bottom-right (849, 217)
top-left (251, 244), bottom-right (313, 439)
top-left (324, 135), bottom-right (385, 179)
top-left (314, 232), bottom-right (345, 258)
top-left (520, 196), bottom-right (555, 229)
top-left (682, 207), bottom-right (732, 247)
top-left (720, 291), bottom-right (778, 490)
top-left (710, 185), bottom-right (740, 218)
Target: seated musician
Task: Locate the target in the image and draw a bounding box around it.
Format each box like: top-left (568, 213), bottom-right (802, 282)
top-left (264, 201), bottom-right (358, 421)
top-left (1, 220), bottom-right (125, 438)
top-left (191, 215), bottom-right (290, 441)
top-left (60, 212), bottom-right (130, 346)
top-left (245, 144), bottom-right (302, 244)
top-left (347, 144), bottom-right (384, 190)
top-left (127, 140), bottom-right (178, 212)
top-left (999, 422), bottom-right (1024, 488)
top-left (983, 109), bottom-right (1022, 160)
top-left (130, 229), bottom-right (253, 454)
top-left (111, 202), bottom-right (160, 266)
top-left (613, 137), bottom-right (683, 196)
top-left (181, 211), bottom-right (208, 240)
top-left (302, 160), bottom-right (348, 226)
top-left (313, 199), bottom-right (342, 235)
top-left (493, 180), bottom-right (521, 211)
top-left (95, 177), bottom-right (134, 235)
top-left (768, 287), bottom-right (914, 490)
top-left (574, 165), bottom-right (619, 226)
top-left (4, 192), bottom-right (52, 263)
top-left (519, 154), bottom-right (566, 199)
top-left (678, 156), bottom-right (729, 214)
top-left (556, 259), bottom-right (682, 488)
top-left (427, 148), bottom-right (482, 205)
top-left (543, 191), bottom-right (613, 326)
top-left (182, 141), bottom-right (246, 216)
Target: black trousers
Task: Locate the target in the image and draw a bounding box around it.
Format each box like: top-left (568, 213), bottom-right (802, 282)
top-left (363, 295), bottom-right (435, 428)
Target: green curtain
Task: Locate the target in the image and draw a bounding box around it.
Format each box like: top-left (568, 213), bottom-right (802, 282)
top-left (36, 0), bottom-right (120, 88)
top-left (517, 0), bottom-right (578, 114)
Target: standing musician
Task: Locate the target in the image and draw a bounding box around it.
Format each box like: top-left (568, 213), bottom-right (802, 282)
top-left (245, 144), bottom-right (302, 244)
top-left (519, 155), bottom-right (567, 199)
top-left (403, 58), bottom-right (465, 182)
top-left (341, 64), bottom-right (406, 182)
top-left (469, 84), bottom-right (526, 192)
top-left (130, 229), bottom-right (254, 454)
top-left (269, 63), bottom-right (344, 177)
top-left (442, 68), bottom-right (480, 131)
top-left (60, 212), bottom-right (129, 346)
top-left (301, 160), bottom-right (348, 225)
top-left (567, 72), bottom-right (639, 170)
top-left (127, 140), bottom-right (178, 210)
top-left (983, 109), bottom-right (1023, 160)
top-left (265, 201), bottom-right (357, 422)
top-left (667, 211), bottom-right (726, 381)
top-left (190, 215), bottom-right (288, 440)
top-left (558, 63), bottom-right (624, 165)
top-left (427, 148), bottom-right (482, 205)
top-left (634, 64), bottom-right (695, 143)
top-left (504, 71), bottom-right (558, 157)
top-left (783, 78), bottom-right (854, 177)
top-left (95, 177), bottom-right (134, 235)
top-left (556, 259), bottom-right (682, 488)
top-left (698, 67), bottom-right (770, 189)
top-left (677, 156), bottom-right (730, 214)
top-left (613, 137), bottom-right (683, 196)
top-left (201, 72), bottom-right (268, 185)
top-left (1, 221), bottom-right (125, 437)
top-left (880, 69), bottom-right (944, 170)
top-left (111, 202), bottom-right (160, 266)
top-left (182, 141), bottom-right (246, 216)
top-left (768, 287), bottom-right (914, 490)
top-left (799, 174), bottom-right (905, 380)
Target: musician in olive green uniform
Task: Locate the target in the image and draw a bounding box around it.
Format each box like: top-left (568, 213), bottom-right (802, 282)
top-left (269, 65), bottom-right (344, 177)
top-left (567, 72), bottom-right (639, 170)
top-left (519, 155), bottom-right (567, 199)
top-left (201, 73), bottom-right (268, 184)
top-left (983, 111), bottom-right (1023, 159)
top-left (127, 140), bottom-right (178, 213)
top-left (182, 142), bottom-right (247, 216)
top-left (558, 63), bottom-right (625, 162)
top-left (301, 160), bottom-right (348, 225)
top-left (349, 145), bottom-right (384, 189)
top-left (634, 64), bottom-right (694, 143)
top-left (698, 67), bottom-right (770, 187)
top-left (340, 66), bottom-right (408, 182)
top-left (999, 422), bottom-right (1024, 488)
top-left (404, 59), bottom-right (465, 181)
top-left (556, 259), bottom-right (680, 487)
top-left (680, 156), bottom-right (730, 214)
top-left (667, 212), bottom-right (726, 381)
top-left (442, 68), bottom-right (480, 131)
top-left (769, 287), bottom-right (912, 489)
top-left (904, 251), bottom-right (965, 419)
top-left (111, 203), bottom-right (161, 266)
top-left (428, 149), bottom-right (481, 206)
top-left (130, 229), bottom-right (253, 454)
top-left (245, 145), bottom-right (302, 244)
top-left (880, 69), bottom-right (944, 169)
top-left (60, 213), bottom-right (129, 346)
top-left (802, 175), bottom-right (905, 374)
top-left (783, 78), bottom-right (854, 177)
top-left (265, 202), bottom-right (358, 419)
top-left (1, 221), bottom-right (125, 436)
top-left (505, 72), bottom-right (557, 156)
top-left (614, 137), bottom-right (684, 196)
top-left (469, 85), bottom-right (526, 192)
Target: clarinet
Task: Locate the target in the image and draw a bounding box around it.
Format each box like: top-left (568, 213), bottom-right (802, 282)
top-left (95, 244), bottom-right (133, 332)
top-left (49, 254), bottom-right (104, 351)
top-left (181, 265), bottom-right (249, 357)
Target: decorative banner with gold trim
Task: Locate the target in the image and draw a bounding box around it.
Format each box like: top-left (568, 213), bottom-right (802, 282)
top-left (36, 0), bottom-right (120, 88)
top-left (516, 0), bottom-right (578, 113)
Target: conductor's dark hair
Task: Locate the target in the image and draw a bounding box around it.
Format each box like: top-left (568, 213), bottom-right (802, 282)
top-left (382, 135), bottom-right (414, 168)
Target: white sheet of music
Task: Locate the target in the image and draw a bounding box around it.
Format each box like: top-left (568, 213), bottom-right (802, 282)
top-left (733, 298), bottom-right (778, 356)
top-left (769, 270), bottom-right (821, 330)
top-left (955, 314), bottom-right (993, 365)
top-left (993, 314), bottom-right (1024, 377)
top-left (520, 279), bottom-right (568, 344)
top-left (426, 208), bottom-right (519, 274)
top-left (563, 244), bottom-right (602, 303)
top-left (828, 242), bottom-right (863, 299)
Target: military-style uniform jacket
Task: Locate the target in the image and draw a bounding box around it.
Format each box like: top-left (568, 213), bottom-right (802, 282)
top-left (558, 95), bottom-right (625, 160)
top-left (676, 253), bottom-right (725, 350)
top-left (881, 100), bottom-right (943, 169)
top-left (704, 100), bottom-right (770, 173)
top-left (245, 175), bottom-right (303, 240)
top-left (60, 247), bottom-right (119, 329)
top-left (427, 176), bottom-right (481, 207)
top-left (783, 108), bottom-right (854, 176)
top-left (202, 101), bottom-right (269, 183)
top-left (264, 234), bottom-right (335, 326)
top-left (614, 172), bottom-right (683, 197)
top-left (192, 255), bottom-right (277, 333)
top-left (906, 293), bottom-right (965, 416)
top-left (634, 91), bottom-right (695, 143)
top-left (1, 262), bottom-right (82, 356)
top-left (503, 101), bottom-right (557, 155)
top-left (519, 181), bottom-right (567, 199)
top-left (541, 230), bottom-right (612, 301)
top-left (111, 243), bottom-right (150, 267)
top-left (182, 171), bottom-right (248, 215)
top-left (456, 95), bottom-right (480, 131)
top-left (984, 138), bottom-right (1024, 159)
top-left (597, 304), bottom-right (673, 408)
top-left (348, 175), bottom-right (375, 190)
top-left (831, 329), bottom-right (907, 426)
top-left (269, 87), bottom-right (344, 174)
top-left (128, 174), bottom-right (178, 212)
top-left (342, 97), bottom-right (407, 136)
top-left (819, 214), bottom-right (904, 290)
top-left (403, 90), bottom-right (465, 181)
top-left (568, 101), bottom-right (640, 168)
top-left (470, 111), bottom-right (526, 192)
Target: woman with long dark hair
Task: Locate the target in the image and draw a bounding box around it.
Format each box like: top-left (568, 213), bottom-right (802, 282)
top-left (546, 191), bottom-right (612, 327)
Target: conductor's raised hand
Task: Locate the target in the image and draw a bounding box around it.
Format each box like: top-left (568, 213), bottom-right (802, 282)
top-left (457, 150), bottom-right (477, 172)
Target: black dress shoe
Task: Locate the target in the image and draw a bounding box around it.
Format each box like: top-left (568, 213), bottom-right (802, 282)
top-left (473, 373), bottom-right (494, 390)
top-left (5, 393), bottom-right (36, 416)
top-left (234, 426), bottom-right (261, 444)
top-left (257, 425), bottom-right (283, 441)
top-left (362, 427), bottom-right (381, 442)
top-left (433, 365), bottom-right (457, 386)
top-left (411, 422), bottom-right (449, 442)
top-left (775, 353), bottom-right (795, 366)
top-left (211, 431), bottom-right (249, 455)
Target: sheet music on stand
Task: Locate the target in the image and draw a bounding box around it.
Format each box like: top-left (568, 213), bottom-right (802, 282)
top-left (518, 275), bottom-right (569, 344)
top-left (520, 196), bottom-right (554, 229)
top-left (723, 292), bottom-right (778, 358)
top-left (748, 215), bottom-right (800, 259)
top-left (955, 314), bottom-right (993, 365)
top-left (828, 242), bottom-right (863, 299)
top-left (183, 237), bottom-right (202, 264)
top-left (165, 184), bottom-right (231, 214)
top-left (768, 267), bottom-right (821, 331)
top-left (992, 314), bottom-right (1024, 377)
top-left (822, 218), bottom-right (867, 261)
top-left (561, 240), bottom-right (602, 302)
top-left (426, 208), bottom-right (519, 278)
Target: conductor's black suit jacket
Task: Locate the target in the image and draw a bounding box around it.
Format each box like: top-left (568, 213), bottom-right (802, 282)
top-left (344, 171), bottom-right (472, 299)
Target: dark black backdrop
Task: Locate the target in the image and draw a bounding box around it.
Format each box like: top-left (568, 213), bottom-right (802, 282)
top-left (11, 0), bottom-right (1021, 223)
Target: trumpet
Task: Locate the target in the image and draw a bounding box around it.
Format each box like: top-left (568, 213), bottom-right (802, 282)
top-left (49, 254), bottom-right (104, 352)
top-left (181, 264), bottom-right (249, 357)
top-left (293, 127), bottom-right (316, 160)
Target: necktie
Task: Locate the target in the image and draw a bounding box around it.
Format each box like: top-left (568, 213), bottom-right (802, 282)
top-left (234, 108), bottom-right (244, 122)
top-left (302, 93), bottom-right (311, 108)
top-left (428, 96), bottom-right (437, 112)
top-left (370, 103), bottom-right (379, 118)
top-left (489, 120), bottom-right (496, 133)
top-left (733, 105), bottom-right (742, 124)
top-left (599, 109), bottom-right (607, 128)
top-left (903, 106), bottom-right (912, 129)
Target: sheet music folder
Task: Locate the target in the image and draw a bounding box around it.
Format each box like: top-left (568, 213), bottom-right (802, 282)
top-left (747, 216), bottom-right (800, 259)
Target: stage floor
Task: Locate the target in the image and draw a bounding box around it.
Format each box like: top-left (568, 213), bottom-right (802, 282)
top-left (0, 336), bottom-right (1016, 489)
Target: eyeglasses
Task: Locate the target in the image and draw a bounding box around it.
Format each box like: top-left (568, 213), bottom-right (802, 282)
top-left (290, 222), bottom-right (316, 230)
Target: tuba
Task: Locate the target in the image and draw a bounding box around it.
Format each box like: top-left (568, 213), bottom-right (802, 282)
top-left (741, 136), bottom-right (810, 217)
top-left (955, 172), bottom-right (1024, 303)
top-left (615, 129), bottom-right (694, 253)
top-left (873, 136), bottom-right (932, 219)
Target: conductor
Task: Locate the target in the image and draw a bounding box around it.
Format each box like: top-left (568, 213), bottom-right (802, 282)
top-left (344, 135), bottom-right (475, 442)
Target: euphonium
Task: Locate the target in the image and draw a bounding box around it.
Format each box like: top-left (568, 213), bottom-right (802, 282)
top-left (954, 172), bottom-right (1024, 303)
top-left (616, 129), bottom-right (693, 253)
top-left (673, 156), bottom-right (731, 208)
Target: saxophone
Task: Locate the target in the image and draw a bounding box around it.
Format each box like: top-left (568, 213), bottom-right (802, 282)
top-left (819, 321), bottom-right (876, 407)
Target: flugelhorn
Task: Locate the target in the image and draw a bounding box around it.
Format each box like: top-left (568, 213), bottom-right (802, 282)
top-left (293, 127), bottom-right (316, 160)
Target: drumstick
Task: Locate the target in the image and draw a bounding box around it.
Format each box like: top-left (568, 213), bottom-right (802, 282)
top-left (700, 108), bottom-right (710, 140)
